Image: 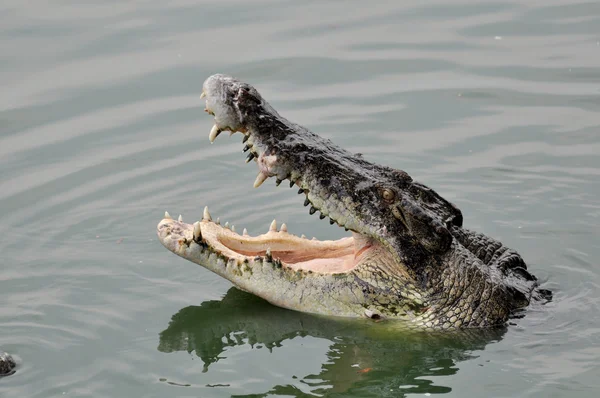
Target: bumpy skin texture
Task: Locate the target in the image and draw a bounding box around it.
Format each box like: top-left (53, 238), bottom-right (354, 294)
top-left (157, 74), bottom-right (549, 330)
top-left (0, 351), bottom-right (16, 376)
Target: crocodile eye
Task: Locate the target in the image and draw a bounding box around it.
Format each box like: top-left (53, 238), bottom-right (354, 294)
top-left (382, 188), bottom-right (395, 201)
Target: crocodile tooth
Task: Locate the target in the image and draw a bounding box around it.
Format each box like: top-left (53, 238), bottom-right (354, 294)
top-left (265, 248), bottom-right (273, 262)
top-left (304, 198), bottom-right (310, 207)
top-left (209, 125), bottom-right (221, 143)
top-left (243, 145), bottom-right (250, 152)
top-left (178, 214), bottom-right (183, 222)
top-left (329, 219), bottom-right (335, 225)
top-left (276, 179), bottom-right (282, 186)
top-left (193, 221), bottom-right (202, 242)
top-left (309, 207), bottom-right (317, 215)
top-left (164, 211), bottom-right (173, 220)
top-left (246, 153), bottom-right (255, 163)
top-left (269, 219), bottom-right (277, 232)
top-left (297, 189), bottom-right (304, 195)
top-left (216, 217), bottom-right (220, 225)
top-left (200, 91), bottom-right (206, 99)
top-left (289, 181), bottom-right (295, 188)
top-left (301, 234), bottom-right (306, 239)
top-left (203, 206), bottom-right (212, 221)
top-left (280, 223), bottom-right (288, 233)
top-left (243, 228), bottom-right (248, 236)
top-left (254, 172), bottom-right (269, 188)
top-left (312, 237), bottom-right (317, 240)
top-left (231, 225), bottom-right (236, 233)
top-left (242, 135), bottom-right (249, 143)
top-left (225, 222), bottom-right (230, 229)
top-left (319, 214), bottom-right (326, 220)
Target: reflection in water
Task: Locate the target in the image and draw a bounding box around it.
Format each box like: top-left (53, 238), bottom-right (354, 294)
top-left (159, 288), bottom-right (505, 397)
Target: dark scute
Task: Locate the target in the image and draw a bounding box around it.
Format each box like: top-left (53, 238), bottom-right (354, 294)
top-left (421, 223), bottom-right (452, 254)
top-left (510, 266), bottom-right (536, 282)
top-left (400, 198), bottom-right (453, 254)
top-left (408, 182), bottom-right (463, 228)
top-left (505, 285), bottom-right (530, 309)
top-left (446, 210), bottom-right (463, 228)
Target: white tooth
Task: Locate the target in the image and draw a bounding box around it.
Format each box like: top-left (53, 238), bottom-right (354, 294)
top-left (200, 91), bottom-right (206, 99)
top-left (312, 237), bottom-right (317, 240)
top-left (301, 234), bottom-right (306, 239)
top-left (225, 222), bottom-right (230, 229)
top-left (203, 206), bottom-right (212, 221)
top-left (266, 248), bottom-right (272, 259)
top-left (280, 223), bottom-right (288, 233)
top-left (243, 228), bottom-right (248, 236)
top-left (209, 125), bottom-right (221, 143)
top-left (254, 172), bottom-right (269, 188)
top-left (269, 219), bottom-right (277, 232)
top-left (216, 217), bottom-right (220, 225)
top-left (231, 225), bottom-right (236, 233)
top-left (164, 211), bottom-right (173, 220)
top-left (178, 214), bottom-right (183, 222)
top-left (193, 222), bottom-right (202, 241)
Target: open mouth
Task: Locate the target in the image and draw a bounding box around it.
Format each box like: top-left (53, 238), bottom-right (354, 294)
top-left (157, 75), bottom-right (384, 275)
top-left (156, 74), bottom-right (545, 327)
top-left (157, 210), bottom-right (377, 274)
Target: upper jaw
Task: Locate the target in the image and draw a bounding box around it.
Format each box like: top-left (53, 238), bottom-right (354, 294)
top-left (201, 74), bottom-right (293, 186)
top-left (198, 75), bottom-right (446, 261)
top-left (200, 75), bottom-right (355, 230)
top-left (199, 75), bottom-right (409, 262)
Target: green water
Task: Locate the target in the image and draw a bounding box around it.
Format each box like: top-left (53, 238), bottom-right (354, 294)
top-left (1, 1), bottom-right (599, 396)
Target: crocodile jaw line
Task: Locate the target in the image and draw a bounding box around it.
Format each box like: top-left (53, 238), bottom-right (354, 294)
top-left (157, 214), bottom-right (375, 275)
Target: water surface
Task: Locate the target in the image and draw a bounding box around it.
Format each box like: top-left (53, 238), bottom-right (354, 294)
top-left (1, 0), bottom-right (599, 396)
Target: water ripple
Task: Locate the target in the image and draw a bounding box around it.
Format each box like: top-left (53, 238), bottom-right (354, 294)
top-left (1, 1), bottom-right (600, 397)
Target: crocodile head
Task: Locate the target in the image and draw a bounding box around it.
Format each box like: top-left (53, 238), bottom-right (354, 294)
top-left (157, 74), bottom-right (544, 329)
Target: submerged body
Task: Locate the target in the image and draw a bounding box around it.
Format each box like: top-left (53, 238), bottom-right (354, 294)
top-left (157, 74), bottom-right (549, 329)
top-left (0, 351), bottom-right (15, 376)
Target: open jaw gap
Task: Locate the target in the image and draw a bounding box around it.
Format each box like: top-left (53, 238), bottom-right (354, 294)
top-left (154, 74), bottom-right (548, 328)
top-left (159, 210), bottom-right (379, 274)
top-left (178, 83), bottom-right (373, 274)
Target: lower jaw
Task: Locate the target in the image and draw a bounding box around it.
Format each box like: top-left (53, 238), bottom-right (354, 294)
top-left (158, 215), bottom-right (377, 275)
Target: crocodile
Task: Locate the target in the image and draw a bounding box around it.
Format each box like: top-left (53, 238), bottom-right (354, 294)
top-left (157, 74), bottom-right (549, 329)
top-left (0, 351), bottom-right (15, 377)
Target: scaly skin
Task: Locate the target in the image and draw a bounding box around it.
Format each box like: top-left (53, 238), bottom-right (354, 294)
top-left (157, 74), bottom-right (549, 329)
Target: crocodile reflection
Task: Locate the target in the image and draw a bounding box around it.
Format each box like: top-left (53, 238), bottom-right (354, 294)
top-left (158, 288), bottom-right (506, 396)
